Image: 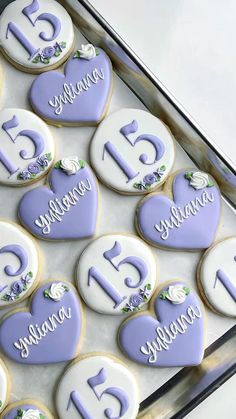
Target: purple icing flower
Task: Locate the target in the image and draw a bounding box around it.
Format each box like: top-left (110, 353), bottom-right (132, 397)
top-left (129, 294), bottom-right (143, 307)
top-left (37, 155), bottom-right (49, 167)
top-left (41, 46), bottom-right (55, 59)
top-left (28, 163), bottom-right (41, 174)
top-left (143, 173), bottom-right (157, 185)
top-left (11, 281), bottom-right (23, 295)
top-left (20, 169), bottom-right (31, 180)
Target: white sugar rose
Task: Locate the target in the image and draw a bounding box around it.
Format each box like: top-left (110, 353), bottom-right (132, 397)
top-left (48, 282), bottom-right (66, 301)
top-left (166, 285), bottom-right (187, 304)
top-left (60, 156), bottom-right (80, 175)
top-left (78, 44), bottom-right (96, 60)
top-left (22, 409), bottom-right (41, 419)
top-left (189, 171), bottom-right (210, 190)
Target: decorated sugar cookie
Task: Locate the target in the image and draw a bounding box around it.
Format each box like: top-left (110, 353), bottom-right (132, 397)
top-left (29, 44), bottom-right (113, 126)
top-left (0, 0), bottom-right (74, 73)
top-left (1, 399), bottom-right (53, 419)
top-left (197, 237), bottom-right (236, 317)
top-left (76, 233), bottom-right (157, 315)
top-left (136, 168), bottom-right (221, 250)
top-left (0, 108), bottom-right (55, 185)
top-left (119, 281), bottom-right (205, 367)
top-left (0, 358), bottom-right (10, 414)
top-left (0, 220), bottom-right (40, 308)
top-left (0, 280), bottom-right (83, 364)
top-left (56, 353), bottom-right (139, 419)
top-left (90, 108), bottom-right (175, 194)
top-left (18, 156), bottom-right (99, 240)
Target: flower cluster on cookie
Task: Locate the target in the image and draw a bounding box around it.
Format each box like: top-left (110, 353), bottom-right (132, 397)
top-left (14, 408), bottom-right (45, 419)
top-left (32, 42), bottom-right (67, 65)
top-left (160, 285), bottom-right (190, 304)
top-left (133, 165), bottom-right (166, 191)
top-left (17, 153), bottom-right (52, 181)
top-left (54, 156), bottom-right (85, 175)
top-left (185, 171), bottom-right (214, 190)
top-left (122, 284), bottom-right (151, 313)
top-left (73, 44), bottom-right (99, 60)
top-left (1, 272), bottom-right (33, 302)
top-left (44, 282), bottom-right (69, 301)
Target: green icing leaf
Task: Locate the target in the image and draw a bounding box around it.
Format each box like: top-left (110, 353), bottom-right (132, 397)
top-left (122, 307), bottom-right (129, 313)
top-left (44, 289), bottom-right (50, 298)
top-left (28, 271), bottom-right (33, 278)
top-left (160, 290), bottom-right (168, 300)
top-left (208, 181), bottom-right (214, 187)
top-left (183, 286), bottom-right (190, 295)
top-left (146, 283), bottom-right (151, 290)
top-left (43, 58), bottom-right (50, 64)
top-left (185, 171), bottom-right (193, 180)
top-left (54, 160), bottom-right (62, 169)
top-left (46, 152), bottom-right (52, 161)
top-left (39, 414), bottom-right (46, 419)
top-left (73, 50), bottom-right (81, 58)
top-left (95, 48), bottom-right (100, 56)
top-left (79, 159), bottom-right (85, 168)
top-left (63, 285), bottom-right (69, 292)
top-left (160, 165), bottom-right (166, 171)
top-left (54, 51), bottom-right (60, 57)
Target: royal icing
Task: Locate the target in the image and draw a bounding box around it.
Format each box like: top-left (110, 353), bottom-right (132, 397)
top-left (0, 358), bottom-right (8, 413)
top-left (119, 281), bottom-right (205, 367)
top-left (2, 401), bottom-right (52, 419)
top-left (29, 45), bottom-right (112, 125)
top-left (90, 108), bottom-right (175, 194)
top-left (0, 281), bottom-right (83, 364)
top-left (0, 0), bottom-right (74, 71)
top-left (77, 234), bottom-right (157, 315)
top-left (18, 157), bottom-right (99, 240)
top-left (0, 108), bottom-right (55, 185)
top-left (0, 221), bottom-right (39, 308)
top-left (55, 354), bottom-right (139, 419)
top-left (137, 169), bottom-right (221, 249)
top-left (199, 237), bottom-right (236, 317)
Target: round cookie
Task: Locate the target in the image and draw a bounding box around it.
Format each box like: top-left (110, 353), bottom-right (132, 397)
top-left (76, 233), bottom-right (157, 315)
top-left (197, 237), bottom-right (236, 317)
top-left (1, 399), bottom-right (53, 419)
top-left (136, 168), bottom-right (221, 250)
top-left (18, 156), bottom-right (99, 240)
top-left (118, 280), bottom-right (205, 367)
top-left (90, 108), bottom-right (175, 195)
top-left (55, 353), bottom-right (139, 419)
top-left (0, 220), bottom-right (40, 309)
top-left (0, 358), bottom-right (10, 414)
top-left (0, 0), bottom-right (74, 73)
top-left (0, 108), bottom-right (55, 186)
top-left (0, 280), bottom-right (84, 364)
top-left (29, 44), bottom-right (113, 126)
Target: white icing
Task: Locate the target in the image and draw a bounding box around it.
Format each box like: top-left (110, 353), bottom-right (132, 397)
top-left (0, 221), bottom-right (39, 308)
top-left (154, 190), bottom-right (215, 240)
top-left (60, 156), bottom-right (80, 175)
top-left (22, 409), bottom-right (41, 419)
top-left (48, 282), bottom-right (66, 301)
top-left (55, 354), bottom-right (139, 419)
top-left (76, 234), bottom-right (157, 315)
top-left (140, 305), bottom-right (202, 363)
top-left (90, 108), bottom-right (175, 194)
top-left (0, 108), bottom-right (55, 185)
top-left (48, 68), bottom-right (105, 115)
top-left (0, 359), bottom-right (8, 413)
top-left (0, 0), bottom-right (74, 70)
top-left (189, 171), bottom-right (210, 190)
top-left (165, 285), bottom-right (187, 304)
top-left (77, 43), bottom-right (96, 60)
top-left (199, 237), bottom-right (236, 317)
top-left (14, 306), bottom-right (72, 358)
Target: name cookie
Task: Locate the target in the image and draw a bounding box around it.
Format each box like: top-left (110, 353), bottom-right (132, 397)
top-left (0, 358), bottom-right (10, 414)
top-left (0, 220), bottom-right (40, 308)
top-left (0, 281), bottom-right (83, 364)
top-left (136, 169), bottom-right (221, 250)
top-left (119, 281), bottom-right (205, 367)
top-left (90, 108), bottom-right (175, 194)
top-left (29, 44), bottom-right (113, 126)
top-left (0, 0), bottom-right (74, 73)
top-left (76, 233), bottom-right (157, 315)
top-left (56, 353), bottom-right (139, 419)
top-left (18, 156), bottom-right (99, 240)
top-left (197, 237), bottom-right (236, 317)
top-left (0, 108), bottom-right (55, 185)
top-left (1, 399), bottom-right (53, 419)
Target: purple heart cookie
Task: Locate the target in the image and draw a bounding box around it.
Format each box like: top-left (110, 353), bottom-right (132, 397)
top-left (0, 281), bottom-right (83, 364)
top-left (29, 44), bottom-right (113, 125)
top-left (18, 157), bottom-right (99, 240)
top-left (136, 169), bottom-right (221, 250)
top-left (118, 281), bottom-right (205, 367)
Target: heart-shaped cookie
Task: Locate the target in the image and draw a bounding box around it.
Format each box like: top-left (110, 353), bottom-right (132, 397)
top-left (29, 45), bottom-right (113, 125)
top-left (136, 169), bottom-right (221, 250)
top-left (0, 281), bottom-right (83, 364)
top-left (118, 281), bottom-right (205, 367)
top-left (18, 157), bottom-right (99, 240)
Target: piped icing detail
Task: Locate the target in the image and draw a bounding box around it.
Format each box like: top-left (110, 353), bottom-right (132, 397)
top-left (73, 43), bottom-right (99, 60)
top-left (44, 282), bottom-right (69, 301)
top-left (55, 156), bottom-right (84, 175)
top-left (159, 285), bottom-right (190, 304)
top-left (185, 171), bottom-right (214, 190)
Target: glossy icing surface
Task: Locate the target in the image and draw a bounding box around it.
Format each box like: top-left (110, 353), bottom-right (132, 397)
top-left (0, 108), bottom-right (55, 185)
top-left (137, 169), bottom-right (221, 249)
top-left (199, 237), bottom-right (236, 317)
top-left (2, 403), bottom-right (49, 419)
top-left (77, 234), bottom-right (157, 315)
top-left (119, 281), bottom-right (205, 367)
top-left (0, 281), bottom-right (83, 364)
top-left (0, 359), bottom-right (8, 413)
top-left (90, 108), bottom-right (175, 194)
top-left (0, 0), bottom-right (74, 70)
top-left (56, 354), bottom-right (139, 419)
